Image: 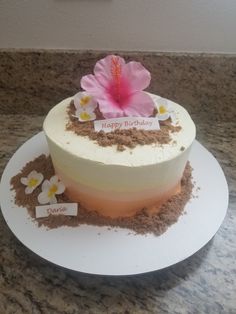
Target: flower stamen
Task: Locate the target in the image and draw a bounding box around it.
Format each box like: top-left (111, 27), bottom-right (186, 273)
top-left (159, 105), bottom-right (167, 114)
top-left (79, 112), bottom-right (91, 121)
top-left (80, 96), bottom-right (91, 106)
top-left (111, 56), bottom-right (121, 102)
top-left (47, 184), bottom-right (58, 198)
top-left (28, 178), bottom-right (39, 188)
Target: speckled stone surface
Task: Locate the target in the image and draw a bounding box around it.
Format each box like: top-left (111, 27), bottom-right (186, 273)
top-left (0, 50), bottom-right (236, 314)
top-left (0, 49), bottom-right (236, 121)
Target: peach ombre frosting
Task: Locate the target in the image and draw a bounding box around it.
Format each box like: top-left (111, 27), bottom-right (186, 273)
top-left (43, 93), bottom-right (196, 218)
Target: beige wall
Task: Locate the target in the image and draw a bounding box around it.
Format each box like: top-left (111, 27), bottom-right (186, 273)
top-left (0, 0), bottom-right (236, 53)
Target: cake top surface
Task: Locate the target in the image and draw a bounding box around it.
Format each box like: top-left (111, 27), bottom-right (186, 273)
top-left (43, 93), bottom-right (196, 167)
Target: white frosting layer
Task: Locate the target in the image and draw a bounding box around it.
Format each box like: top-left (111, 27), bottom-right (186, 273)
top-left (44, 93), bottom-right (196, 167)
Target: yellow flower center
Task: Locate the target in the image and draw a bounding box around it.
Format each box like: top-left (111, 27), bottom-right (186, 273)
top-left (159, 105), bottom-right (167, 114)
top-left (28, 178), bottom-right (39, 188)
top-left (80, 112), bottom-right (91, 121)
top-left (80, 96), bottom-right (91, 106)
top-left (48, 184), bottom-right (58, 198)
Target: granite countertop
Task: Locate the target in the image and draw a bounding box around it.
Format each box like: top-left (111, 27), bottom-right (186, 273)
top-left (0, 50), bottom-right (235, 313)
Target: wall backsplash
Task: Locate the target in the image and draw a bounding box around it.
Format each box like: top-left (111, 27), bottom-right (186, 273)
top-left (0, 49), bottom-right (235, 122)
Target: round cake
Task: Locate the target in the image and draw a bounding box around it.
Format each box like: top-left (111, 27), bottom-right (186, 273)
top-left (43, 92), bottom-right (196, 218)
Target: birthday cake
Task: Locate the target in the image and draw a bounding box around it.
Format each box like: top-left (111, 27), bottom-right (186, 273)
top-left (11, 55), bottom-right (196, 234)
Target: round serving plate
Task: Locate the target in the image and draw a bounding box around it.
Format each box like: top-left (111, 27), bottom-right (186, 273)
top-left (0, 132), bottom-right (228, 276)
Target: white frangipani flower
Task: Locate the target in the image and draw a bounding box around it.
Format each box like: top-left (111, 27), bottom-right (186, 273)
top-left (38, 175), bottom-right (65, 205)
top-left (156, 97), bottom-right (176, 123)
top-left (74, 92), bottom-right (97, 122)
top-left (20, 170), bottom-right (44, 194)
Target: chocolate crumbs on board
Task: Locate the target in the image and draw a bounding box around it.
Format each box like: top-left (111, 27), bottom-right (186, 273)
top-left (10, 155), bottom-right (193, 236)
top-left (66, 101), bottom-right (181, 151)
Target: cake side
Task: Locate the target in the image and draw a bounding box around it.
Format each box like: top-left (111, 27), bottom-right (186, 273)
top-left (43, 93), bottom-right (195, 217)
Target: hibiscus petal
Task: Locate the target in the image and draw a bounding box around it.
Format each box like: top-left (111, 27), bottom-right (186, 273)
top-left (97, 96), bottom-right (124, 119)
top-left (123, 61), bottom-right (151, 91)
top-left (124, 92), bottom-right (155, 117)
top-left (38, 192), bottom-right (50, 204)
top-left (94, 55), bottom-right (126, 88)
top-left (81, 74), bottom-right (105, 98)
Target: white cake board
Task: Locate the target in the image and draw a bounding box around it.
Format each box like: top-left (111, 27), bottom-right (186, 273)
top-left (0, 132), bottom-right (228, 276)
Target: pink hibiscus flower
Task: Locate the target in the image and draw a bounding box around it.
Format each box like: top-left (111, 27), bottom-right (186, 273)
top-left (80, 55), bottom-right (155, 119)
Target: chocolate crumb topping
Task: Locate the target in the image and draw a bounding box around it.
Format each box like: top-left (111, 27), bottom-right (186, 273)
top-left (66, 101), bottom-right (181, 151)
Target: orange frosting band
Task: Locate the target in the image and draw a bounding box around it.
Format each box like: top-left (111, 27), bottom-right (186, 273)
top-left (56, 167), bottom-right (181, 218)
